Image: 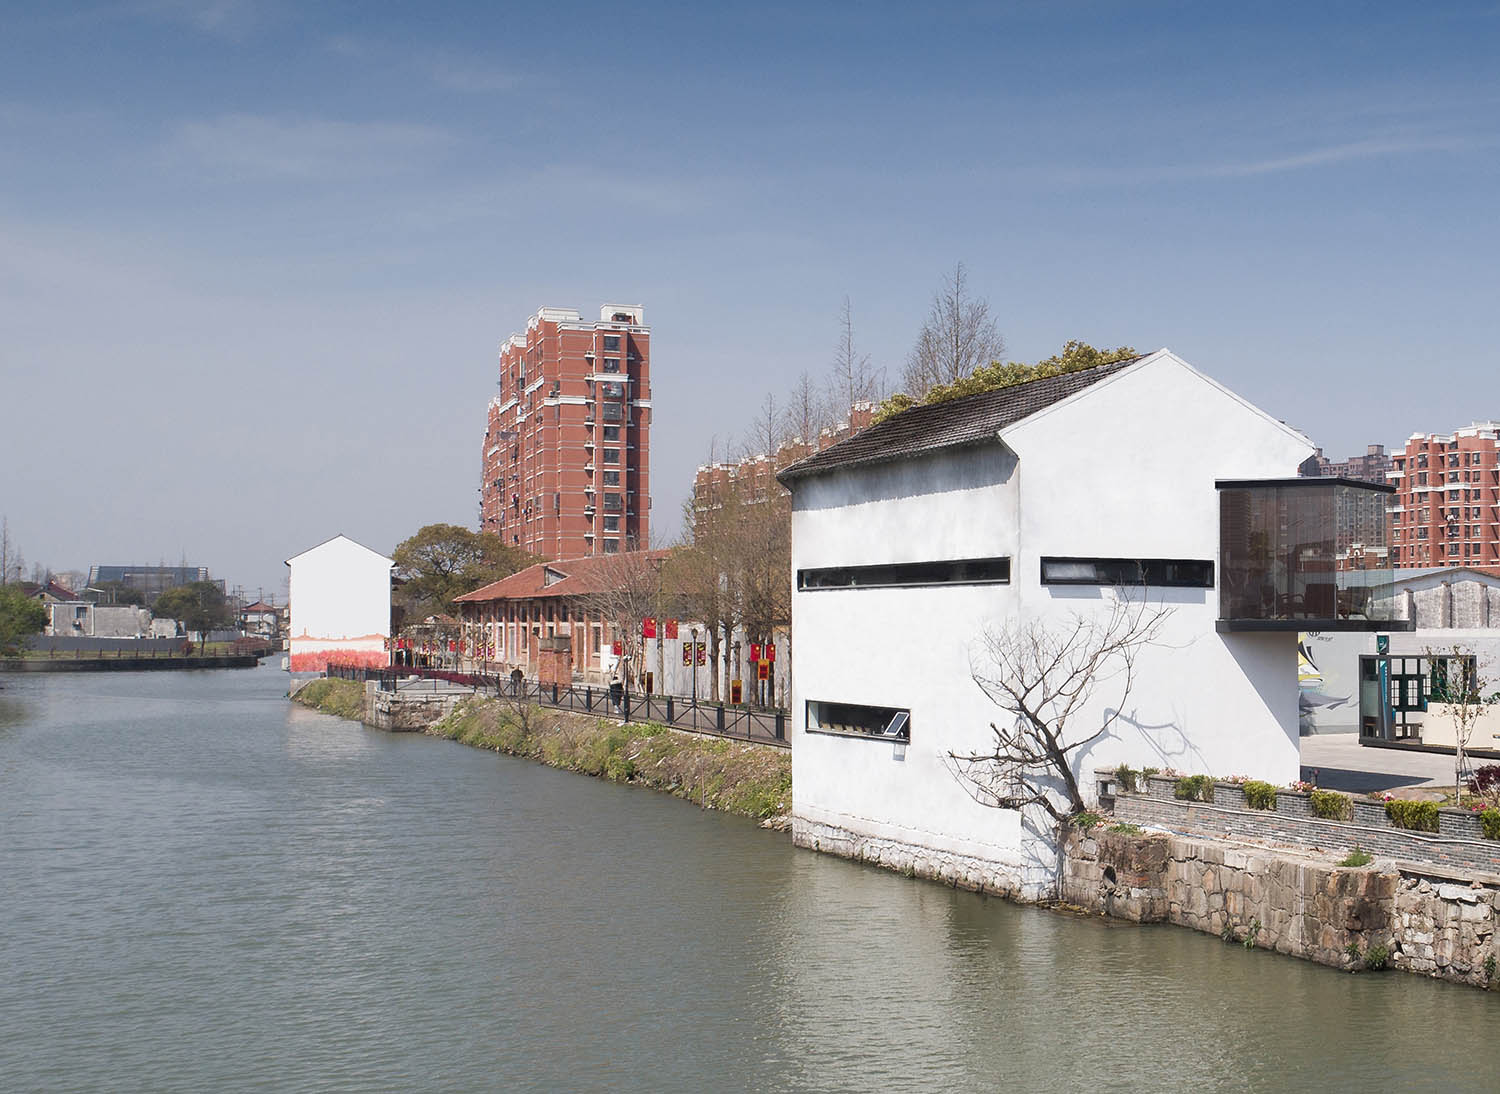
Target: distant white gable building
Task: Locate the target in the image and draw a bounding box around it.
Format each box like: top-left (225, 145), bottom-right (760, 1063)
top-left (777, 349), bottom-right (1402, 900)
top-left (285, 534), bottom-right (394, 673)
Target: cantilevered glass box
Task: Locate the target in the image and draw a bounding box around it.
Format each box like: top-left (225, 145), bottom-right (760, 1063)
top-left (1217, 478), bottom-right (1409, 632)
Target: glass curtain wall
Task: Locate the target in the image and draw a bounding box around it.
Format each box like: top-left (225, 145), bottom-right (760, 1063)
top-left (1218, 480), bottom-right (1402, 629)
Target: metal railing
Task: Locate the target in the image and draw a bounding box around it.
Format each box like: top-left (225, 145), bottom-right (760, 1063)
top-left (324, 663), bottom-right (788, 748)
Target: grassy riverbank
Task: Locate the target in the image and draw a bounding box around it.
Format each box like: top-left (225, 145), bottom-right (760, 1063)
top-left (431, 697), bottom-right (791, 821)
top-left (294, 678), bottom-right (366, 720)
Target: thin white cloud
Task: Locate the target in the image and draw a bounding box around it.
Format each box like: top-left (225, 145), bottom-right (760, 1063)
top-left (127, 0), bottom-right (268, 37)
top-left (1042, 132), bottom-right (1495, 187)
top-left (425, 54), bottom-right (523, 93)
top-left (1197, 135), bottom-right (1489, 179)
top-left (170, 114), bottom-right (455, 180)
top-left (323, 38), bottom-right (528, 94)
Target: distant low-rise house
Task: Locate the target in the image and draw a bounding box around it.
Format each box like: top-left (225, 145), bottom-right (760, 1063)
top-left (239, 600), bottom-right (286, 640)
top-left (43, 599), bottom-right (152, 638)
top-left (21, 579), bottom-right (82, 605)
top-left (285, 535), bottom-right (394, 673)
top-left (776, 349), bottom-right (1400, 900)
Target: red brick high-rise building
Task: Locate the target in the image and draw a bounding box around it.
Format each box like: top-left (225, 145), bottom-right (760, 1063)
top-left (1388, 423), bottom-right (1500, 569)
top-left (480, 305), bottom-right (651, 559)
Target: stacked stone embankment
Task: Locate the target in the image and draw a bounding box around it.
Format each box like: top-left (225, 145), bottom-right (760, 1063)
top-left (1064, 829), bottom-right (1500, 988)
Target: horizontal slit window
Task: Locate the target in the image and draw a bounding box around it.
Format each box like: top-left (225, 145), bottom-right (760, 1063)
top-left (1040, 557), bottom-right (1214, 588)
top-left (807, 700), bottom-right (910, 740)
top-left (798, 557), bottom-right (1009, 591)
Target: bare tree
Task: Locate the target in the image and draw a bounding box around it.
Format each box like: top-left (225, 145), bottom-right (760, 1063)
top-left (1428, 645), bottom-right (1500, 807)
top-left (1, 517), bottom-right (23, 586)
top-left (579, 546), bottom-right (664, 694)
top-left (948, 595), bottom-right (1171, 823)
top-left (829, 296), bottom-right (882, 415)
top-left (742, 392), bottom-right (786, 463)
top-left (784, 370), bottom-right (829, 448)
top-left (903, 262), bottom-right (1005, 399)
top-left (676, 440), bottom-right (747, 702)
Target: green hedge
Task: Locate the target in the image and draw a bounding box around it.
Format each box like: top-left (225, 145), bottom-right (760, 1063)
top-left (1309, 789), bottom-right (1353, 821)
top-left (1242, 780), bottom-right (1277, 810)
top-left (1174, 775), bottom-right (1214, 803)
top-left (1480, 809), bottom-right (1500, 841)
top-left (1384, 799), bottom-right (1439, 833)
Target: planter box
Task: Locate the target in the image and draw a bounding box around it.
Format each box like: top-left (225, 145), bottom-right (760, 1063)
top-left (1215, 783), bottom-right (1247, 810)
top-left (1353, 799), bottom-right (1391, 828)
top-left (1439, 809), bottom-right (1486, 841)
top-left (1147, 775), bottom-right (1178, 800)
top-left (1279, 792), bottom-right (1311, 819)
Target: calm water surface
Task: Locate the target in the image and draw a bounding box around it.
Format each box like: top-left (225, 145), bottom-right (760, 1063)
top-left (3, 662), bottom-right (1498, 1092)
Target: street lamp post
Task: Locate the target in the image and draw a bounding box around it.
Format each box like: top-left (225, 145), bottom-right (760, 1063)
top-left (691, 626), bottom-right (699, 703)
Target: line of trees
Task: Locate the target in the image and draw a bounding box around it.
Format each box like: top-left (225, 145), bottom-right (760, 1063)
top-left (668, 295), bottom-right (890, 700)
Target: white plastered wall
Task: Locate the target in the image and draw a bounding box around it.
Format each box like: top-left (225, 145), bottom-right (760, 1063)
top-left (286, 535), bottom-right (394, 670)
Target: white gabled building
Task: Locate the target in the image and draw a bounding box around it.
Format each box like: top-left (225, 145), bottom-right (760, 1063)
top-left (285, 534), bottom-right (394, 674)
top-left (777, 349), bottom-right (1403, 900)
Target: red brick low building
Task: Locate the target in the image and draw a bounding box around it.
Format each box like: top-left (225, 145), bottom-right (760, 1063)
top-left (454, 551), bottom-right (670, 686)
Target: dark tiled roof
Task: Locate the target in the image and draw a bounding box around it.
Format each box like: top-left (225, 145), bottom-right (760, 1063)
top-left (455, 550), bottom-right (670, 604)
top-left (777, 357), bottom-right (1143, 484)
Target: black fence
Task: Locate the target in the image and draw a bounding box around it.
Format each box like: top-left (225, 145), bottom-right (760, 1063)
top-left (324, 663), bottom-right (788, 748)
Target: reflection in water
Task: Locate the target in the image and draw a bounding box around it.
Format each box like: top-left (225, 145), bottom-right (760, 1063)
top-left (0, 695), bottom-right (27, 731)
top-left (1, 662), bottom-right (1497, 1092)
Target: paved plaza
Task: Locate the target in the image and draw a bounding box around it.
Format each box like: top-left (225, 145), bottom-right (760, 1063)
top-left (1299, 732), bottom-right (1462, 794)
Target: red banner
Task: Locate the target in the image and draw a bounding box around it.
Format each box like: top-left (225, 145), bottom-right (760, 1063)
top-left (642, 616), bottom-right (657, 638)
top-left (612, 640), bottom-right (623, 656)
top-left (750, 642), bottom-right (761, 662)
top-left (665, 619), bottom-right (678, 640)
top-left (766, 643), bottom-right (776, 663)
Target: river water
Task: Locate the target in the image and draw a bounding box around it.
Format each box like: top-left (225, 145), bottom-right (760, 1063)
top-left (2, 662), bottom-right (1497, 1092)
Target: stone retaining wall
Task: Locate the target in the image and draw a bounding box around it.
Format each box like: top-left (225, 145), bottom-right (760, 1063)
top-left (367, 685), bottom-right (463, 731)
top-left (1111, 776), bottom-right (1500, 872)
top-left (1062, 829), bottom-right (1500, 988)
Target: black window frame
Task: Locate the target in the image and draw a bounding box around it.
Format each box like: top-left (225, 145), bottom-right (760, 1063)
top-left (797, 556), bottom-right (1010, 592)
top-left (805, 700), bottom-right (911, 741)
top-left (1039, 556), bottom-right (1215, 588)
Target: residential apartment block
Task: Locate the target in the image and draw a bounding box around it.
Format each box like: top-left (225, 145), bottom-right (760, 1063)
top-left (1387, 423), bottom-right (1500, 570)
top-left (691, 402), bottom-right (875, 540)
top-left (480, 305), bottom-right (651, 559)
top-left (1303, 443), bottom-right (1391, 484)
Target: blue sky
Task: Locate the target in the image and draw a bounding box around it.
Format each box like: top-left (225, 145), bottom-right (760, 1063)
top-left (3, 1), bottom-right (1498, 595)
